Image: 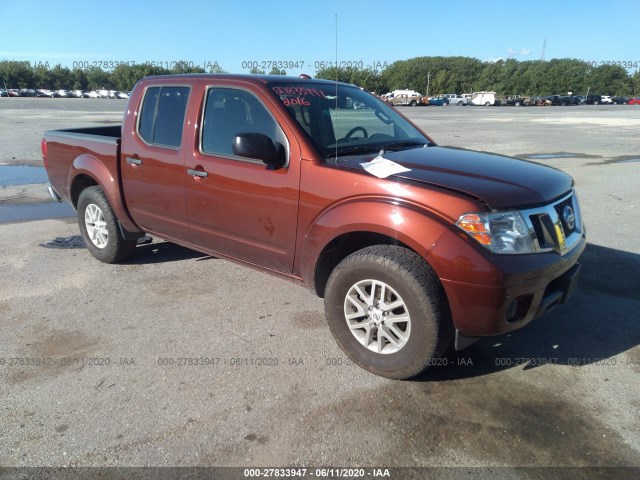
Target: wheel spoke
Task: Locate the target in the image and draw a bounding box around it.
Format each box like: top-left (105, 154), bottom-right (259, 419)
top-left (354, 284), bottom-right (372, 307)
top-left (380, 325), bottom-right (401, 347)
top-left (385, 314), bottom-right (409, 324)
top-left (388, 324), bottom-right (408, 343)
top-left (345, 294), bottom-right (367, 320)
top-left (380, 298), bottom-right (404, 312)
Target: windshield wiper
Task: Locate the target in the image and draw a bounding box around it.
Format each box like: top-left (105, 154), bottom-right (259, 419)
top-left (326, 145), bottom-right (382, 159)
top-left (381, 141), bottom-right (429, 151)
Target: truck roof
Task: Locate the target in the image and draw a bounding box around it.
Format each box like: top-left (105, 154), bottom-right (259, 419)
top-left (140, 73), bottom-right (355, 88)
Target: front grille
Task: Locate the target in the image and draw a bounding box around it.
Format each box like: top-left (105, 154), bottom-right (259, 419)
top-left (522, 192), bottom-right (582, 255)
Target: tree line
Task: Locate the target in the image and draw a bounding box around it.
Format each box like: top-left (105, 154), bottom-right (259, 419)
top-left (317, 57), bottom-right (639, 96)
top-left (1, 57), bottom-right (639, 96)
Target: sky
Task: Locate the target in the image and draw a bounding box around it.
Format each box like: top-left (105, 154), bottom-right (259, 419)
top-left (1, 0), bottom-right (639, 75)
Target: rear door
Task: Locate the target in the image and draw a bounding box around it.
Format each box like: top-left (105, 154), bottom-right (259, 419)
top-left (121, 85), bottom-right (191, 240)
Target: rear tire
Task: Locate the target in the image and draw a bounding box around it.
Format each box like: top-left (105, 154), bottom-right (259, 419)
top-left (77, 186), bottom-right (137, 263)
top-left (324, 245), bottom-right (453, 379)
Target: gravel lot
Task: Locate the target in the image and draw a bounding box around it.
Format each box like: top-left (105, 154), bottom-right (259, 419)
top-left (0, 98), bottom-right (639, 475)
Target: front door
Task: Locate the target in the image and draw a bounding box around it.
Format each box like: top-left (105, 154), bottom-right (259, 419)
top-left (186, 86), bottom-right (300, 273)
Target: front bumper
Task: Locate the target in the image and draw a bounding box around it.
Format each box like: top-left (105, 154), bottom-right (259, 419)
top-left (432, 228), bottom-right (586, 341)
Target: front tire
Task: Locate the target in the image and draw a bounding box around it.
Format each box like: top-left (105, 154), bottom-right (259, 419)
top-left (77, 186), bottom-right (137, 263)
top-left (324, 245), bottom-right (452, 379)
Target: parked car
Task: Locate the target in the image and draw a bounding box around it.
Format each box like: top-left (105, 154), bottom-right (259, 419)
top-left (0, 89), bottom-right (7, 97)
top-left (86, 91), bottom-right (101, 99)
top-left (36, 89), bottom-right (54, 97)
top-left (505, 95), bottom-right (525, 106)
top-left (628, 98), bottom-right (640, 105)
top-left (428, 96), bottom-right (449, 106)
top-left (19, 89), bottom-right (37, 97)
top-left (600, 95), bottom-right (613, 104)
top-left (611, 96), bottom-right (628, 104)
top-left (8, 89), bottom-right (20, 97)
top-left (72, 90), bottom-right (84, 98)
top-left (57, 89), bottom-right (74, 98)
top-left (584, 95), bottom-right (602, 105)
top-left (42, 74), bottom-right (585, 379)
top-left (546, 95), bottom-right (575, 106)
top-left (116, 91), bottom-right (130, 99)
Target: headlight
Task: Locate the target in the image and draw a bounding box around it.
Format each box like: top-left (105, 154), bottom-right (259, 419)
top-left (456, 211), bottom-right (535, 254)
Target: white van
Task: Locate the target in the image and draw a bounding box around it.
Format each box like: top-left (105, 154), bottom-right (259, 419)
top-left (470, 91), bottom-right (497, 106)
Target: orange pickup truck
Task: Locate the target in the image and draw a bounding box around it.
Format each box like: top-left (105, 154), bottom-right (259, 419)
top-left (42, 74), bottom-right (585, 379)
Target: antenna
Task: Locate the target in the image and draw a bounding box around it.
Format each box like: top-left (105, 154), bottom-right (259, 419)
top-left (334, 13), bottom-right (338, 162)
top-left (540, 39), bottom-right (547, 61)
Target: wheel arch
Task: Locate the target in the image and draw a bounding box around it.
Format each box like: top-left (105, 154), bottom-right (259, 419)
top-left (304, 200), bottom-right (452, 298)
top-left (313, 231), bottom-right (414, 298)
top-left (68, 154), bottom-right (140, 233)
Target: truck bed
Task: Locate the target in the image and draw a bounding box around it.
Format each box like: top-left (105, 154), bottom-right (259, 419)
top-left (43, 124), bottom-right (122, 207)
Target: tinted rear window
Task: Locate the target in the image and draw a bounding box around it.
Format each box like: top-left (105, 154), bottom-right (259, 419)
top-left (138, 86), bottom-right (190, 148)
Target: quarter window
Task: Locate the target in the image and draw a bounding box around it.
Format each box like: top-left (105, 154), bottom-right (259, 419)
top-left (138, 86), bottom-right (190, 148)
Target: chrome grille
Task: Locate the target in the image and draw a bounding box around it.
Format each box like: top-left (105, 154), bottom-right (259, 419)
top-left (521, 191), bottom-right (583, 255)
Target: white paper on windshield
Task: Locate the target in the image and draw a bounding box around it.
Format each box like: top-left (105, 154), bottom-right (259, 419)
top-left (360, 155), bottom-right (411, 179)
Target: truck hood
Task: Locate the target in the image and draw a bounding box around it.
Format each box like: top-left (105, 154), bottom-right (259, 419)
top-left (335, 146), bottom-right (574, 210)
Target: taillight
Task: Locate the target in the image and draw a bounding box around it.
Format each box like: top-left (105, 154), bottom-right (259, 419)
top-left (41, 138), bottom-right (48, 169)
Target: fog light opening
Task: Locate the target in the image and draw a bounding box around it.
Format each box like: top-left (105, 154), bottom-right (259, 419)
top-left (506, 294), bottom-right (534, 323)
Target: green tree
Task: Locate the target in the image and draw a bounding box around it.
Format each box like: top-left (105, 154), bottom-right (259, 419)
top-left (631, 70), bottom-right (640, 96)
top-left (314, 67), bottom-right (388, 93)
top-left (587, 64), bottom-right (631, 95)
top-left (249, 67), bottom-right (266, 74)
top-left (0, 60), bottom-right (34, 88)
top-left (268, 67), bottom-right (286, 75)
top-left (71, 68), bottom-right (88, 90)
top-left (169, 61), bottom-right (205, 75)
top-left (48, 64), bottom-right (74, 89)
top-left (86, 67), bottom-right (114, 90)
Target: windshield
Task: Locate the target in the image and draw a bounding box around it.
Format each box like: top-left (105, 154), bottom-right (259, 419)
top-left (269, 82), bottom-right (430, 158)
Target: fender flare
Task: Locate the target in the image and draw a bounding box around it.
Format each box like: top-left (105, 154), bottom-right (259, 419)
top-left (68, 154), bottom-right (140, 233)
top-left (298, 197), bottom-right (452, 287)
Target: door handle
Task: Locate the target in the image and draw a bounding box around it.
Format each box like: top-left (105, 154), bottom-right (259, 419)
top-left (126, 157), bottom-right (142, 165)
top-left (187, 168), bottom-right (208, 178)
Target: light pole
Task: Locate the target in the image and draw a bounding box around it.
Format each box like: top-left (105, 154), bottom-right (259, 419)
top-left (585, 86), bottom-right (590, 105)
top-left (426, 71), bottom-right (431, 98)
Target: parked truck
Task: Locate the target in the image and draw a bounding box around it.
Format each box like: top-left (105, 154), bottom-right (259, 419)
top-left (43, 74), bottom-right (585, 379)
top-left (442, 94), bottom-right (468, 106)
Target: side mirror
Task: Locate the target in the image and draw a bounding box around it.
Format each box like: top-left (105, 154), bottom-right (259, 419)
top-left (233, 133), bottom-right (286, 170)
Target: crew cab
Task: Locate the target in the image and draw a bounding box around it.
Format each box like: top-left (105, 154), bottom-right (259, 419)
top-left (42, 74), bottom-right (586, 379)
